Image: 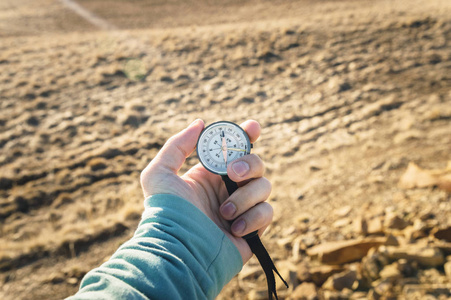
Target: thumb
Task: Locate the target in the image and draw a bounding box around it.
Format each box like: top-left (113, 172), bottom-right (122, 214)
top-left (145, 119), bottom-right (204, 174)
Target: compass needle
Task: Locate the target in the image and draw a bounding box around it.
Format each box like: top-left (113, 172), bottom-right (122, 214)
top-left (228, 148), bottom-right (247, 152)
top-left (222, 135), bottom-right (228, 165)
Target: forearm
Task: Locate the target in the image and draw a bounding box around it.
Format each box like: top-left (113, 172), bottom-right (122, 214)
top-left (67, 194), bottom-right (243, 300)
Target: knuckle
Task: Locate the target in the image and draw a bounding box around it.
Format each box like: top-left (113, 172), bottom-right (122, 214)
top-left (249, 154), bottom-right (265, 175)
top-left (248, 154), bottom-right (262, 165)
top-left (257, 202), bottom-right (273, 225)
top-left (265, 202), bottom-right (274, 219)
top-left (260, 177), bottom-right (272, 195)
top-left (140, 168), bottom-right (149, 184)
top-left (238, 186), bottom-right (253, 203)
top-left (253, 206), bottom-right (265, 222)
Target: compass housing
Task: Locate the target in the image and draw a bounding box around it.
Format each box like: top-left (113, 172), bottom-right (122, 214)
top-left (196, 121), bottom-right (251, 175)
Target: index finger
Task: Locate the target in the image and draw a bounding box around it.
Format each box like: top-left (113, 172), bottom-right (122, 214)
top-left (240, 120), bottom-right (261, 143)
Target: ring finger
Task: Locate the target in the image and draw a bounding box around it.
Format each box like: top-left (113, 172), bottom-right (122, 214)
top-left (230, 202), bottom-right (274, 237)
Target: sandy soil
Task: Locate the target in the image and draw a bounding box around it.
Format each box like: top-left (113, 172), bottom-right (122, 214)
top-left (1, 0), bottom-right (450, 299)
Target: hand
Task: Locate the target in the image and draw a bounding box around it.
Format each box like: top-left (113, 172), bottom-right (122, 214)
top-left (140, 119), bottom-right (273, 263)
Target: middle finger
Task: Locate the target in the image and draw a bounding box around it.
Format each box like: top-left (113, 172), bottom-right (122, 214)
top-left (219, 177), bottom-right (272, 220)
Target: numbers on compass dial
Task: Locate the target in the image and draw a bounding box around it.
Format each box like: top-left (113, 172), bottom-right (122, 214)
top-left (197, 121), bottom-right (251, 175)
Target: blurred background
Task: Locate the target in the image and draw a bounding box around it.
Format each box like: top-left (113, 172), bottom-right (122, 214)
top-left (1, 0), bottom-right (450, 299)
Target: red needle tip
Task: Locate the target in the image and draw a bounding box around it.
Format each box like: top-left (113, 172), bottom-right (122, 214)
top-left (222, 137), bottom-right (228, 164)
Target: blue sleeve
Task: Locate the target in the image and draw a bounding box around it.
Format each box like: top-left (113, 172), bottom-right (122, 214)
top-left (67, 194), bottom-right (243, 300)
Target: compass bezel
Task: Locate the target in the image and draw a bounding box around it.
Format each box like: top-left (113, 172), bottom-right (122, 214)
top-left (196, 121), bottom-right (251, 175)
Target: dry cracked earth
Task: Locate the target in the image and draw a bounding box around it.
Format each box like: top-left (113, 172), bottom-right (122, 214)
top-left (1, 0), bottom-right (451, 299)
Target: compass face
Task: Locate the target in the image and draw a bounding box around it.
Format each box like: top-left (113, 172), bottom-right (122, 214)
top-left (197, 121), bottom-right (251, 175)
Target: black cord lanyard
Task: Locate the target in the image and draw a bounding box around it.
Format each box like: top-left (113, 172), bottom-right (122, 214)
top-left (221, 175), bottom-right (288, 300)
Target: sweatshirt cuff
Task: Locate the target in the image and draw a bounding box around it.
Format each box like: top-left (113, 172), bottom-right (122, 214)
top-left (140, 194), bottom-right (243, 298)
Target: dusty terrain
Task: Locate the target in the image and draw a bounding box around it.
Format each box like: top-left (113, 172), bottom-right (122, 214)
top-left (1, 0), bottom-right (451, 299)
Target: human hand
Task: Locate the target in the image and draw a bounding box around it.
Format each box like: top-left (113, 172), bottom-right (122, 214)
top-left (140, 119), bottom-right (273, 263)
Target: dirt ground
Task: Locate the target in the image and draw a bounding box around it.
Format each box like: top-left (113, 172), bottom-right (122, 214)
top-left (1, 0), bottom-right (450, 299)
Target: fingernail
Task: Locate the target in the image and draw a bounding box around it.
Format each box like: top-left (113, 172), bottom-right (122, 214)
top-left (232, 219), bottom-right (246, 235)
top-left (220, 202), bottom-right (236, 218)
top-left (232, 161), bottom-right (249, 177)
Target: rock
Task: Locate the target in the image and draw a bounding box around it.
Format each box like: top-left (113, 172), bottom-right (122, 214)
top-left (439, 174), bottom-right (451, 192)
top-left (238, 265), bottom-right (263, 281)
top-left (333, 218), bottom-right (351, 228)
top-left (99, 147), bottom-right (123, 159)
top-left (431, 226), bottom-right (451, 242)
top-left (274, 261), bottom-right (297, 292)
top-left (322, 289), bottom-right (352, 300)
top-left (367, 217), bottom-right (384, 235)
top-left (403, 283), bottom-right (451, 297)
top-left (372, 279), bottom-right (395, 298)
top-left (398, 162), bottom-right (451, 191)
top-left (433, 241), bottom-right (451, 256)
top-left (87, 158), bottom-right (108, 171)
top-left (309, 163), bottom-right (322, 171)
top-left (296, 234), bottom-right (318, 250)
top-left (382, 245), bottom-right (445, 267)
top-left (353, 217), bottom-right (368, 235)
top-left (444, 261), bottom-right (451, 279)
top-left (397, 259), bottom-right (416, 277)
top-left (420, 268), bottom-right (446, 284)
top-left (384, 235), bottom-right (399, 246)
top-left (121, 114), bottom-right (147, 128)
top-left (66, 277), bottom-right (78, 285)
top-left (361, 247), bottom-right (389, 282)
top-left (398, 162), bottom-right (436, 189)
top-left (328, 77), bottom-right (352, 93)
top-left (296, 262), bottom-right (312, 282)
top-left (384, 212), bottom-right (408, 230)
top-left (334, 206), bottom-right (352, 217)
top-left (393, 130), bottom-right (423, 144)
top-left (45, 272), bottom-right (64, 284)
top-left (412, 219), bottom-right (428, 237)
top-left (379, 263), bottom-right (402, 281)
top-left (296, 213), bottom-right (311, 223)
top-left (159, 75), bottom-right (174, 82)
top-left (307, 237), bottom-right (387, 265)
top-left (418, 210), bottom-right (435, 221)
top-left (292, 236), bottom-right (303, 262)
top-left (404, 223), bottom-right (427, 242)
top-left (292, 282), bottom-right (318, 300)
top-left (366, 289), bottom-right (381, 300)
top-left (349, 291), bottom-right (367, 299)
top-left (310, 265), bottom-right (344, 286)
top-left (240, 96), bottom-right (255, 103)
top-left (277, 236), bottom-right (294, 248)
top-left (247, 289), bottom-right (267, 300)
top-left (322, 269), bottom-right (357, 291)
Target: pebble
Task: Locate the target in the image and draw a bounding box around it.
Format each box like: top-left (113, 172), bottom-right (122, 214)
top-left (292, 282), bottom-right (318, 300)
top-left (322, 270), bottom-right (357, 291)
top-left (432, 225), bottom-right (451, 242)
top-left (384, 212), bottom-right (408, 230)
top-left (382, 245), bottom-right (445, 267)
top-left (307, 237), bottom-right (387, 265)
top-left (444, 261), bottom-right (451, 279)
top-left (379, 263), bottom-right (402, 281)
top-left (309, 265), bottom-right (344, 286)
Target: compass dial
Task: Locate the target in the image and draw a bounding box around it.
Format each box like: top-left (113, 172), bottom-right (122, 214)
top-left (197, 121), bottom-right (251, 175)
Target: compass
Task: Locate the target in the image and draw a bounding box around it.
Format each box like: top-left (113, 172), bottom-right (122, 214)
top-left (196, 121), bottom-right (251, 175)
